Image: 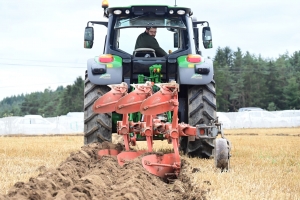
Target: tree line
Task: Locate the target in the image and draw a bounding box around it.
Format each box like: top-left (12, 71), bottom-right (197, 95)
top-left (0, 47), bottom-right (299, 117)
top-left (0, 77), bottom-right (84, 117)
top-left (214, 47), bottom-right (300, 111)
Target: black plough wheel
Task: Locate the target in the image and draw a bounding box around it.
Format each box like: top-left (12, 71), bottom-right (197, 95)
top-left (84, 72), bottom-right (112, 145)
top-left (214, 138), bottom-right (230, 171)
top-left (180, 82), bottom-right (217, 158)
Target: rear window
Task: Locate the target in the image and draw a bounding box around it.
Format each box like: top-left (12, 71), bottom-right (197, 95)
top-left (115, 16), bottom-right (186, 29)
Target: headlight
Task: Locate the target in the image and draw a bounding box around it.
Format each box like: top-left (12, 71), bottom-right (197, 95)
top-left (114, 10), bottom-right (122, 15)
top-left (177, 10), bottom-right (185, 15)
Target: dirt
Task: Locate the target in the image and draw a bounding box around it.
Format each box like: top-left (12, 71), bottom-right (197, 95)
top-left (0, 142), bottom-right (206, 200)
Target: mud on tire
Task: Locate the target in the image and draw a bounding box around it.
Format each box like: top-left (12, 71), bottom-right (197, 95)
top-left (180, 82), bottom-right (217, 158)
top-left (84, 72), bottom-right (112, 145)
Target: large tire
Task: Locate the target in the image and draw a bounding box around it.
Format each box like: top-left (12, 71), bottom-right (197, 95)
top-left (180, 82), bottom-right (217, 158)
top-left (84, 72), bottom-right (112, 145)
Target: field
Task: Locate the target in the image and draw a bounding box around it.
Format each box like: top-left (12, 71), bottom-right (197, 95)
top-left (0, 128), bottom-right (300, 199)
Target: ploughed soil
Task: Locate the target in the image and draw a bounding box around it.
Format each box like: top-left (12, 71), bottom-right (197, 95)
top-left (0, 142), bottom-right (206, 200)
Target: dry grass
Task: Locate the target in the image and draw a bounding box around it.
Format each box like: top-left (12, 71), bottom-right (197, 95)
top-left (0, 135), bottom-right (83, 194)
top-left (188, 128), bottom-right (300, 200)
top-left (1, 128), bottom-right (300, 199)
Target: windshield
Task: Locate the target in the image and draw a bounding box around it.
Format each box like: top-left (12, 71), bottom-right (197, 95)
top-left (117, 27), bottom-right (178, 55)
top-left (115, 16), bottom-right (186, 29)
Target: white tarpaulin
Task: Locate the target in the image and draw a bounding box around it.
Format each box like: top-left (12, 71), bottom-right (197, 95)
top-left (0, 110), bottom-right (299, 135)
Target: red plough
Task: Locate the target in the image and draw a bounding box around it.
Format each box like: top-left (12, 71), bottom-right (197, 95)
top-left (93, 81), bottom-right (207, 178)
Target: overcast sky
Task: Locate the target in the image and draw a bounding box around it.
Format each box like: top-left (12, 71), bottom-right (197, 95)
top-left (0, 0), bottom-right (299, 101)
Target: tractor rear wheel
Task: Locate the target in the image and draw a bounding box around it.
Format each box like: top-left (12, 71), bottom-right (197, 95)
top-left (180, 82), bottom-right (217, 158)
top-left (84, 72), bottom-right (112, 145)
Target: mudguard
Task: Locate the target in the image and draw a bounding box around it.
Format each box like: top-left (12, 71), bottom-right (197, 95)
top-left (177, 57), bottom-right (214, 85)
top-left (87, 56), bottom-right (123, 85)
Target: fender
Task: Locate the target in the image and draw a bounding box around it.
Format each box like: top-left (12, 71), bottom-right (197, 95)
top-left (87, 56), bottom-right (123, 85)
top-left (177, 57), bottom-right (214, 85)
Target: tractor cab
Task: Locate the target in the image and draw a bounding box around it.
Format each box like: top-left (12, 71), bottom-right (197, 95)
top-left (84, 1), bottom-right (213, 85)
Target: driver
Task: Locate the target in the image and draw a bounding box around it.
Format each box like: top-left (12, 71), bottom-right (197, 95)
top-left (135, 27), bottom-right (167, 57)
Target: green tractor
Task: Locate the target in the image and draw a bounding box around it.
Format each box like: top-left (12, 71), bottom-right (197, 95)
top-left (83, 1), bottom-right (230, 177)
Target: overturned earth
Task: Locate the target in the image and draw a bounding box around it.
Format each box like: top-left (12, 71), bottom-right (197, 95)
top-left (0, 141), bottom-right (207, 200)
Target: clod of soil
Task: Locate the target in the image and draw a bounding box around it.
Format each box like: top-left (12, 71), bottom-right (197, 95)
top-left (0, 142), bottom-right (206, 200)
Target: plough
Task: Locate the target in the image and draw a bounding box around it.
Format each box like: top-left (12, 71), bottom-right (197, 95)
top-left (93, 81), bottom-right (226, 178)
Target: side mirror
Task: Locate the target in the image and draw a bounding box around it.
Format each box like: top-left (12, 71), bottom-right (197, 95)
top-left (193, 27), bottom-right (199, 49)
top-left (174, 32), bottom-right (179, 48)
top-left (202, 27), bottom-right (213, 49)
top-left (84, 27), bottom-right (94, 49)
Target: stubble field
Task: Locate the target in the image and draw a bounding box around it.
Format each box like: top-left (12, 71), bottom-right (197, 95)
top-left (0, 128), bottom-right (299, 199)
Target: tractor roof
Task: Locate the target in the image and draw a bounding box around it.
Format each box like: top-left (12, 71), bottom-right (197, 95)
top-left (105, 5), bottom-right (192, 17)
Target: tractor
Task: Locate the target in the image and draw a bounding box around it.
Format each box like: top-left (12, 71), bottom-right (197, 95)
top-left (83, 0), bottom-right (230, 178)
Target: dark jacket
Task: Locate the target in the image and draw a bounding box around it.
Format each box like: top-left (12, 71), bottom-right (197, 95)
top-left (135, 32), bottom-right (167, 57)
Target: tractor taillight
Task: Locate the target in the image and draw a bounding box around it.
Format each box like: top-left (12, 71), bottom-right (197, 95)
top-left (99, 54), bottom-right (113, 63)
top-left (187, 54), bottom-right (201, 63)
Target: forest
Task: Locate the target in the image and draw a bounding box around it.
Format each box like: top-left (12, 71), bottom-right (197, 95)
top-left (0, 77), bottom-right (84, 117)
top-left (214, 47), bottom-right (300, 111)
top-left (0, 47), bottom-right (299, 117)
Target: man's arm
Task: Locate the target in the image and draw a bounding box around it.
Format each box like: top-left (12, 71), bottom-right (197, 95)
top-left (154, 46), bottom-right (168, 57)
top-left (147, 37), bottom-right (167, 57)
